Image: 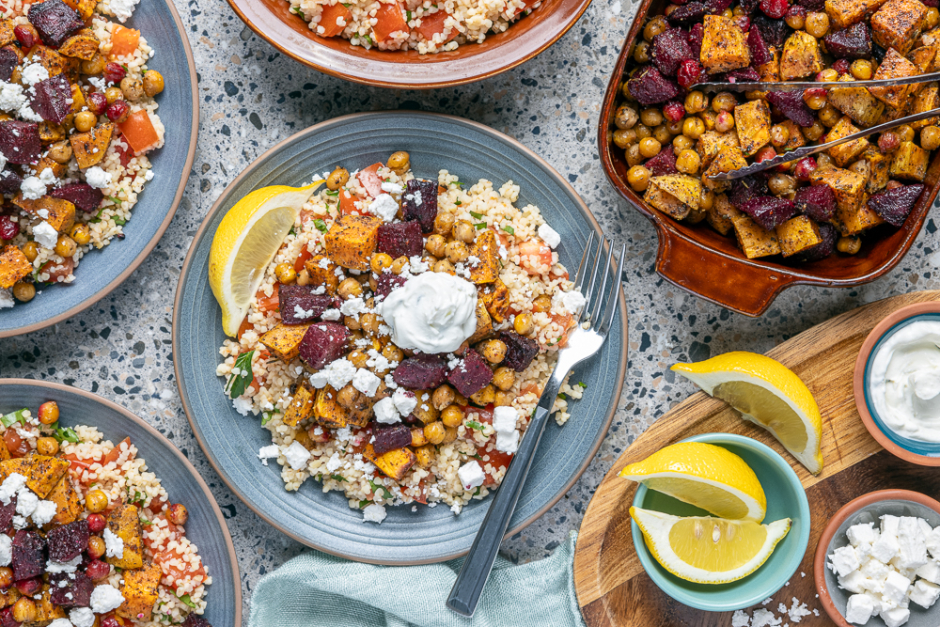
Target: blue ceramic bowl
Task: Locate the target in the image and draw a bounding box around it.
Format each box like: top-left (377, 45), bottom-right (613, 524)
top-left (0, 380), bottom-right (240, 626)
top-left (173, 111), bottom-right (628, 564)
top-left (631, 432), bottom-right (811, 612)
top-left (0, 4), bottom-right (198, 338)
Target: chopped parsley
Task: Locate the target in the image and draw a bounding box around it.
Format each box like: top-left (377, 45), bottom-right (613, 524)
top-left (177, 594), bottom-right (197, 609)
top-left (108, 196), bottom-right (122, 206)
top-left (225, 350), bottom-right (255, 398)
top-left (288, 227), bottom-right (297, 236)
top-left (112, 215), bottom-right (126, 226)
top-left (0, 409), bottom-right (27, 428)
top-left (454, 200), bottom-right (462, 206)
top-left (51, 424), bottom-right (80, 444)
top-left (362, 33), bottom-right (374, 45)
top-left (469, 211), bottom-right (484, 219)
top-left (314, 219), bottom-right (329, 234)
top-left (369, 479), bottom-right (393, 499)
top-left (331, 474), bottom-right (346, 482)
top-left (473, 487), bottom-right (481, 496)
top-left (500, 225), bottom-right (515, 235)
top-left (473, 222), bottom-right (486, 230)
top-left (261, 410), bottom-right (279, 426)
top-left (358, 499), bottom-right (370, 509)
top-left (578, 381), bottom-right (587, 389)
top-left (325, 189), bottom-right (339, 196)
top-left (466, 420), bottom-right (485, 432)
top-left (141, 519), bottom-right (153, 526)
top-left (557, 392), bottom-right (566, 400)
top-left (406, 9), bottom-right (413, 19)
top-left (289, 5), bottom-right (305, 16)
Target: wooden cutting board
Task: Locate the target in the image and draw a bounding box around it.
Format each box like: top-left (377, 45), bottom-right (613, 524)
top-left (574, 290), bottom-right (940, 627)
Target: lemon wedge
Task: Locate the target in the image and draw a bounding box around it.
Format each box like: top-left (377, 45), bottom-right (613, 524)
top-left (671, 352), bottom-right (823, 475)
top-left (631, 506), bottom-right (790, 584)
top-left (620, 442), bottom-right (766, 522)
top-left (209, 181), bottom-right (322, 337)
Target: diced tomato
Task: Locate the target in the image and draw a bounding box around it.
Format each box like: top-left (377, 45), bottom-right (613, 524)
top-left (117, 110), bottom-right (160, 155)
top-left (470, 405), bottom-right (494, 424)
top-left (415, 10), bottom-right (458, 42)
top-left (349, 427), bottom-right (372, 455)
top-left (518, 239), bottom-right (553, 275)
top-left (317, 3), bottom-right (351, 37)
top-left (110, 25), bottom-right (140, 58)
top-left (475, 444), bottom-right (514, 487)
top-left (113, 139), bottom-right (135, 167)
top-left (236, 317), bottom-right (253, 340)
top-left (294, 246), bottom-right (313, 273)
top-left (356, 163), bottom-right (384, 198)
top-left (339, 190), bottom-right (367, 215)
top-left (40, 257), bottom-right (74, 283)
top-left (3, 431), bottom-right (28, 458)
top-left (372, 1), bottom-right (410, 43)
top-left (413, 479), bottom-right (428, 505)
top-left (520, 383), bottom-right (540, 397)
top-left (61, 454), bottom-right (95, 479)
top-left (551, 313), bottom-right (574, 347)
top-left (255, 285), bottom-right (279, 314)
top-left (148, 496), bottom-right (167, 514)
top-left (142, 514), bottom-right (183, 552)
top-left (102, 437), bottom-right (132, 466)
top-left (154, 548), bottom-right (207, 588)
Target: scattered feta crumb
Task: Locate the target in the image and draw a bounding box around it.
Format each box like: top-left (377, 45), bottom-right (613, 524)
top-left (32, 221), bottom-right (59, 249)
top-left (283, 441), bottom-right (311, 470)
top-left (457, 461), bottom-right (485, 491)
top-left (103, 528), bottom-right (124, 559)
top-left (89, 585), bottom-right (124, 613)
top-left (363, 503), bottom-right (386, 524)
top-left (257, 445), bottom-right (279, 466)
top-left (537, 223), bottom-right (561, 248)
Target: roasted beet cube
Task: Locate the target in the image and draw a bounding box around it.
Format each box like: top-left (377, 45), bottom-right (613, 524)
top-left (740, 195), bottom-right (797, 230)
top-left (725, 66), bottom-right (762, 82)
top-left (376, 220), bottom-right (423, 259)
top-left (794, 184), bottom-right (837, 222)
top-left (47, 520), bottom-right (89, 563)
top-left (0, 121), bottom-right (40, 165)
top-left (628, 66), bottom-right (682, 106)
top-left (182, 614), bottom-right (212, 627)
top-left (401, 179), bottom-right (438, 233)
top-left (279, 285), bottom-right (337, 325)
top-left (740, 0), bottom-right (762, 12)
top-left (373, 424), bottom-right (413, 455)
top-left (794, 222), bottom-right (836, 262)
top-left (688, 23), bottom-right (704, 57)
top-left (868, 184), bottom-right (924, 227)
top-left (0, 498), bottom-right (14, 534)
top-left (298, 322), bottom-right (350, 370)
top-left (747, 27), bottom-right (772, 65)
top-left (27, 0), bottom-right (83, 47)
top-left (447, 349), bottom-right (494, 397)
top-left (766, 91), bottom-right (815, 127)
top-left (375, 273), bottom-right (406, 298)
top-left (752, 15), bottom-right (790, 47)
top-left (645, 146), bottom-right (678, 176)
top-left (11, 530), bottom-right (45, 582)
top-left (392, 354), bottom-right (448, 389)
top-left (50, 571), bottom-right (92, 607)
top-left (0, 170), bottom-right (21, 196)
top-left (29, 74), bottom-right (71, 125)
top-left (824, 22), bottom-right (871, 59)
top-left (652, 28), bottom-right (693, 77)
top-left (705, 0), bottom-right (733, 11)
top-left (667, 1), bottom-right (707, 24)
top-left (50, 183), bottom-right (103, 212)
top-left (729, 175), bottom-right (770, 210)
top-left (499, 331), bottom-right (540, 372)
top-left (0, 48), bottom-right (17, 83)
top-left (796, 0), bottom-right (824, 9)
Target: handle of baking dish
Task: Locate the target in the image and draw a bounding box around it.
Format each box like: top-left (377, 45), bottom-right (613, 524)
top-left (655, 231), bottom-right (800, 317)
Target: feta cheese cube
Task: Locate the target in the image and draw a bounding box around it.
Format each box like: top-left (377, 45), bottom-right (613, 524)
top-left (457, 461), bottom-right (485, 490)
top-left (896, 517), bottom-right (929, 570)
top-left (373, 397), bottom-right (400, 424)
top-left (872, 533), bottom-right (901, 563)
top-left (831, 545), bottom-right (862, 577)
top-left (879, 607), bottom-right (910, 627)
top-left (840, 571), bottom-right (869, 594)
top-left (882, 515), bottom-right (901, 539)
top-left (909, 579), bottom-right (940, 609)
top-left (845, 594), bottom-right (875, 624)
top-left (848, 523), bottom-right (878, 547)
top-left (283, 441), bottom-right (311, 471)
top-left (915, 559), bottom-right (940, 584)
top-left (927, 527), bottom-right (940, 560)
top-left (883, 570), bottom-right (912, 605)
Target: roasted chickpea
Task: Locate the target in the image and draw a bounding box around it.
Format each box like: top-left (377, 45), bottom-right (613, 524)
top-left (336, 277), bottom-right (361, 300)
top-left (625, 144), bottom-right (643, 167)
top-left (142, 70), bottom-right (165, 97)
top-left (837, 236), bottom-right (861, 254)
top-left (672, 134), bottom-right (693, 153)
top-left (444, 240), bottom-right (470, 263)
top-left (424, 421), bottom-right (446, 445)
top-left (493, 390), bottom-right (513, 406)
top-left (676, 149), bottom-right (700, 174)
top-left (612, 128), bottom-right (637, 148)
top-left (54, 235), bottom-right (77, 258)
top-left (104, 86), bottom-right (123, 104)
top-left (337, 384), bottom-right (359, 408)
top-left (381, 343), bottom-right (404, 364)
top-left (326, 167), bottom-right (349, 190)
top-left (614, 105), bottom-right (638, 130)
top-left (850, 59), bottom-right (873, 80)
top-left (48, 140), bottom-right (72, 164)
top-left (804, 121), bottom-right (825, 141)
top-left (87, 536), bottom-right (106, 560)
top-left (640, 108), bottom-right (663, 128)
top-left (922, 126), bottom-right (940, 151)
top-left (470, 384), bottom-right (496, 405)
top-left (633, 40), bottom-right (650, 63)
top-left (712, 92), bottom-right (736, 113)
top-left (275, 263), bottom-right (296, 284)
top-left (294, 428), bottom-right (312, 449)
top-left (119, 76), bottom-right (144, 101)
top-left (634, 123), bottom-right (651, 140)
top-left (296, 268), bottom-right (311, 286)
top-left (651, 124), bottom-right (670, 145)
top-left (816, 153), bottom-right (833, 169)
top-left (36, 437), bottom-right (58, 456)
top-left (769, 124), bottom-right (790, 148)
top-left (414, 445), bottom-right (434, 467)
top-left (805, 11), bottom-right (829, 38)
top-left (81, 54), bottom-right (107, 75)
top-left (348, 349), bottom-right (369, 368)
top-left (818, 104), bottom-right (840, 127)
top-left (12, 282), bottom-right (34, 303)
top-left (481, 339), bottom-right (507, 364)
top-left (682, 117), bottom-right (705, 140)
top-left (513, 313), bottom-right (534, 336)
top-left (390, 256), bottom-right (409, 275)
top-left (429, 214), bottom-right (455, 239)
top-left (898, 124), bottom-right (915, 143)
top-left (768, 173), bottom-right (797, 196)
top-left (928, 6), bottom-right (940, 29)
top-left (453, 220), bottom-right (475, 244)
top-left (433, 259), bottom-right (455, 274)
top-left (0, 567), bottom-right (12, 589)
top-left (35, 401), bottom-right (56, 424)
top-left (168, 503), bottom-right (189, 526)
top-left (700, 109), bottom-right (718, 131)
top-left (721, 7), bottom-right (732, 16)
top-left (684, 91), bottom-right (708, 114)
top-left (21, 241), bottom-right (38, 262)
top-left (626, 165), bottom-right (650, 191)
top-left (360, 313), bottom-right (379, 336)
top-left (643, 15), bottom-right (668, 42)
top-left (492, 367), bottom-right (516, 391)
top-left (387, 150), bottom-right (410, 173)
top-left (849, 160), bottom-right (869, 178)
top-left (714, 111), bottom-right (735, 133)
top-left (638, 137), bottom-right (661, 159)
top-left (785, 10), bottom-right (805, 29)
top-left (432, 385), bottom-right (456, 410)
top-left (85, 489), bottom-right (109, 513)
top-left (700, 189), bottom-right (715, 211)
top-left (12, 598), bottom-right (35, 624)
top-left (666, 117), bottom-right (684, 135)
top-left (441, 405), bottom-right (464, 427)
top-left (804, 93), bottom-right (827, 110)
top-left (370, 252), bottom-right (393, 274)
top-left (816, 68), bottom-right (839, 82)
top-left (74, 110), bottom-right (97, 132)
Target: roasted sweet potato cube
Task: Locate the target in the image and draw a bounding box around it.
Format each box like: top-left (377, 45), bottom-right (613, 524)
top-left (909, 83), bottom-right (939, 130)
top-left (826, 117), bottom-right (870, 167)
top-left (0, 459), bottom-right (30, 481)
top-left (838, 202), bottom-right (883, 235)
top-left (734, 100), bottom-right (771, 156)
top-left (13, 195), bottom-right (76, 233)
top-left (106, 504), bottom-right (144, 570)
top-left (314, 385), bottom-right (347, 429)
top-left (645, 182), bottom-right (689, 220)
top-left (827, 79), bottom-right (885, 127)
top-left (0, 20), bottom-right (12, 48)
top-left (824, 0), bottom-right (889, 29)
top-left (70, 123), bottom-right (113, 169)
top-left (260, 323), bottom-right (311, 362)
top-left (26, 45), bottom-right (69, 77)
top-left (810, 166), bottom-right (868, 215)
top-left (283, 381), bottom-right (316, 427)
top-left (869, 48), bottom-right (921, 108)
top-left (777, 120), bottom-right (805, 151)
top-left (860, 146), bottom-right (891, 193)
top-left (38, 120), bottom-right (65, 143)
top-left (45, 475), bottom-right (82, 527)
top-left (780, 31), bottom-right (824, 80)
top-left (323, 215), bottom-right (382, 271)
top-left (469, 229), bottom-right (499, 284)
top-left (26, 454), bottom-right (68, 498)
top-left (702, 146), bottom-right (748, 192)
top-left (33, 585), bottom-right (66, 624)
top-left (706, 194), bottom-right (742, 236)
top-left (700, 15), bottom-right (750, 73)
top-left (0, 246), bottom-right (31, 290)
top-left (775, 216), bottom-right (823, 257)
top-left (732, 214), bottom-right (781, 258)
top-left (69, 83), bottom-right (86, 113)
top-left (117, 562), bottom-right (161, 621)
top-left (756, 47), bottom-right (780, 83)
top-left (910, 44), bottom-right (937, 73)
top-left (62, 0), bottom-right (96, 19)
top-left (468, 300), bottom-right (493, 344)
top-left (479, 278), bottom-right (510, 322)
top-left (697, 130), bottom-right (740, 168)
top-left (34, 156), bottom-right (67, 179)
top-left (346, 399), bottom-right (373, 428)
top-left (890, 141), bottom-right (929, 181)
top-left (303, 253), bottom-right (339, 294)
top-left (872, 0), bottom-right (927, 54)
top-left (644, 174), bottom-right (702, 219)
top-left (0, 587), bottom-right (19, 610)
top-left (362, 444), bottom-right (416, 482)
top-left (57, 29), bottom-right (99, 60)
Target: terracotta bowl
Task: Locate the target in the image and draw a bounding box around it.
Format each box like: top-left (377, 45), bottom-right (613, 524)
top-left (597, 0), bottom-right (940, 317)
top-left (854, 301), bottom-right (940, 467)
top-left (226, 0), bottom-right (592, 88)
top-left (814, 489), bottom-right (940, 627)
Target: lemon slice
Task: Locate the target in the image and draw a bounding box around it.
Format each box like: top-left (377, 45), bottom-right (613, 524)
top-left (620, 442), bottom-right (766, 522)
top-left (630, 506), bottom-right (790, 584)
top-left (671, 352), bottom-right (824, 475)
top-left (209, 181), bottom-right (322, 337)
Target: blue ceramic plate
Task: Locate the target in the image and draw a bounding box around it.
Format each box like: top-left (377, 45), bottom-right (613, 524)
top-left (0, 3), bottom-right (198, 338)
top-left (173, 111), bottom-right (628, 564)
top-left (0, 380), bottom-right (241, 626)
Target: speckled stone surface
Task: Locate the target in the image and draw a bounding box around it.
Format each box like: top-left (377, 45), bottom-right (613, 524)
top-left (3, 0), bottom-right (940, 618)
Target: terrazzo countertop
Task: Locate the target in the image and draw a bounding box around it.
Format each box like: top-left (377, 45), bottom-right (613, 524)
top-left (3, 0), bottom-right (940, 619)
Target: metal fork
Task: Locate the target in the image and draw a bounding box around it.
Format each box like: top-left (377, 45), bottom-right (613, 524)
top-left (445, 232), bottom-right (626, 617)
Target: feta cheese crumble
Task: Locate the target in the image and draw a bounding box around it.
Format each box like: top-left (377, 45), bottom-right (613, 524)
top-left (103, 528), bottom-right (125, 559)
top-left (538, 223), bottom-right (561, 248)
top-left (363, 503), bottom-right (386, 523)
top-left (457, 461), bottom-right (485, 491)
top-left (89, 585), bottom-right (124, 614)
top-left (283, 441), bottom-right (311, 470)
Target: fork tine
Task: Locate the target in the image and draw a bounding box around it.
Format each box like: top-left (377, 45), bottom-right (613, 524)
top-left (598, 244), bottom-right (626, 335)
top-left (581, 238), bottom-right (605, 316)
top-left (573, 231), bottom-right (596, 293)
top-left (589, 242), bottom-right (613, 323)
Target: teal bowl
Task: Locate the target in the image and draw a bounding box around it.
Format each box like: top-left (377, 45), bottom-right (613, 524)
top-left (630, 432), bottom-right (811, 612)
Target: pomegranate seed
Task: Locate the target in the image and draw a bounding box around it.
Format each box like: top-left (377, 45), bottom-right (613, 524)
top-left (13, 25), bottom-right (34, 49)
top-left (100, 618), bottom-right (120, 627)
top-left (878, 132), bottom-right (901, 154)
top-left (86, 92), bottom-right (108, 115)
top-left (105, 99), bottom-right (129, 122)
top-left (677, 59), bottom-right (705, 90)
top-left (760, 0), bottom-right (788, 19)
top-left (832, 58), bottom-right (850, 75)
top-left (15, 578), bottom-right (39, 596)
top-left (86, 513), bottom-right (107, 534)
top-left (756, 147), bottom-right (777, 163)
top-left (793, 157), bottom-right (817, 181)
top-left (733, 15), bottom-right (750, 31)
top-left (85, 559), bottom-right (111, 581)
top-left (0, 215), bottom-right (17, 240)
top-left (663, 101), bottom-right (686, 122)
top-left (103, 62), bottom-right (126, 84)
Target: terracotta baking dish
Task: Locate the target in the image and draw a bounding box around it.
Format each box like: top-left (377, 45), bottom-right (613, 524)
top-left (226, 0), bottom-right (592, 88)
top-left (598, 0), bottom-right (940, 316)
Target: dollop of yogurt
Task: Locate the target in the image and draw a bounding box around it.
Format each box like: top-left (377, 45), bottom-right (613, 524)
top-left (869, 321), bottom-right (940, 442)
top-left (378, 272), bottom-right (477, 353)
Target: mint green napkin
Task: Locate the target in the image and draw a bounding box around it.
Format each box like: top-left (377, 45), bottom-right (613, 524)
top-left (248, 531), bottom-right (585, 627)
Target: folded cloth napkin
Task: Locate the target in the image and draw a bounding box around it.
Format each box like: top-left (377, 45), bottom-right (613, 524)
top-left (248, 530), bottom-right (585, 627)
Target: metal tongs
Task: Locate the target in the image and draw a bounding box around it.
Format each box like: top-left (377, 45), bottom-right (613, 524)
top-left (694, 71), bottom-right (940, 181)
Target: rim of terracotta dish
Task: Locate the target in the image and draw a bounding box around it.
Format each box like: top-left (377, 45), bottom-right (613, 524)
top-left (853, 301), bottom-right (940, 467)
top-left (0, 379), bottom-right (243, 627)
top-left (171, 110), bottom-right (629, 563)
top-left (0, 2), bottom-right (200, 339)
top-left (813, 489), bottom-right (940, 627)
top-left (224, 0), bottom-right (593, 89)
